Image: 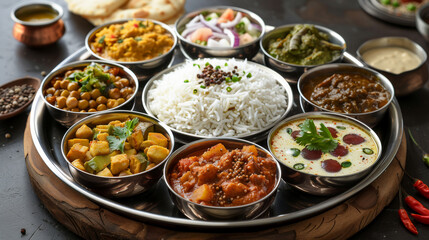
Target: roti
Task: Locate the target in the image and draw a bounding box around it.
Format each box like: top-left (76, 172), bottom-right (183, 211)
top-left (65, 0), bottom-right (128, 18)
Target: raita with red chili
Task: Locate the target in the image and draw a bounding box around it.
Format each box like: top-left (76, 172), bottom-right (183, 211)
top-left (168, 143), bottom-right (277, 207)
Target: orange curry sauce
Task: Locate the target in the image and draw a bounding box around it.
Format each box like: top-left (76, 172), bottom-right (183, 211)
top-left (168, 143), bottom-right (277, 207)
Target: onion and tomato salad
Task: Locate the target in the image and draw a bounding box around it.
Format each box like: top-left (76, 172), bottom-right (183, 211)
top-left (181, 8), bottom-right (261, 48)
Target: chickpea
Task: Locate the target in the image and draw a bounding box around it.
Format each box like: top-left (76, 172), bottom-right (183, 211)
top-left (54, 90), bottom-right (61, 96)
top-left (60, 90), bottom-right (70, 97)
top-left (64, 70), bottom-right (74, 78)
top-left (80, 110), bottom-right (86, 112)
top-left (96, 96), bottom-right (107, 105)
top-left (53, 80), bottom-right (61, 89)
top-left (81, 92), bottom-right (91, 101)
top-left (109, 88), bottom-right (121, 99)
top-left (91, 89), bottom-right (101, 99)
top-left (88, 100), bottom-right (97, 108)
top-left (56, 96), bottom-right (67, 108)
top-left (88, 108), bottom-right (97, 112)
top-left (97, 104), bottom-right (107, 111)
top-left (71, 108), bottom-right (80, 112)
top-left (115, 76), bottom-right (121, 81)
top-left (119, 78), bottom-right (130, 87)
top-left (117, 98), bottom-right (125, 105)
top-left (106, 99), bottom-right (117, 109)
top-left (78, 100), bottom-right (89, 110)
top-left (46, 96), bottom-right (56, 105)
top-left (120, 88), bottom-right (131, 97)
top-left (67, 82), bottom-right (79, 91)
top-left (60, 79), bottom-right (70, 89)
top-left (46, 87), bottom-right (55, 95)
top-left (69, 90), bottom-right (80, 99)
top-left (66, 97), bottom-right (78, 109)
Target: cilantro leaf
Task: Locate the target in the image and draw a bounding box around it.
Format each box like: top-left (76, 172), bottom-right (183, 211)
top-left (106, 118), bottom-right (139, 153)
top-left (296, 119), bottom-right (338, 153)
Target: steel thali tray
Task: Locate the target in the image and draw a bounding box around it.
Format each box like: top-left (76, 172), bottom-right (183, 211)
top-left (29, 47), bottom-right (403, 230)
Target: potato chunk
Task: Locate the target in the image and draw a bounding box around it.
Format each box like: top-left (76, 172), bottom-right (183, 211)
top-left (140, 140), bottom-right (155, 150)
top-left (147, 132), bottom-right (168, 148)
top-left (192, 184), bottom-right (213, 203)
top-left (67, 143), bottom-right (89, 161)
top-left (129, 130), bottom-right (143, 151)
top-left (97, 168), bottom-right (113, 177)
top-left (110, 154), bottom-right (129, 175)
top-left (71, 159), bottom-right (85, 171)
top-left (119, 169), bottom-right (132, 176)
top-left (146, 145), bottom-right (169, 164)
top-left (68, 139), bottom-right (89, 151)
top-left (89, 140), bottom-right (110, 156)
top-left (197, 164), bottom-right (218, 184)
top-left (202, 143), bottom-right (227, 160)
top-left (76, 124), bottom-right (93, 139)
top-left (96, 132), bottom-right (109, 141)
top-left (242, 145), bottom-right (258, 157)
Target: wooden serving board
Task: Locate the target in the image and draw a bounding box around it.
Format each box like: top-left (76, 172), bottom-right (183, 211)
top-left (23, 116), bottom-right (406, 240)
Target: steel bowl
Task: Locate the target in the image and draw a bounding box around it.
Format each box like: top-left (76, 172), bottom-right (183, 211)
top-left (297, 63), bottom-right (394, 128)
top-left (40, 60), bottom-right (139, 128)
top-left (175, 6), bottom-right (265, 59)
top-left (267, 112), bottom-right (382, 196)
top-left (417, 3), bottom-right (429, 41)
top-left (163, 138), bottom-right (281, 220)
top-left (11, 1), bottom-right (65, 46)
top-left (357, 37), bottom-right (428, 96)
top-left (142, 58), bottom-right (294, 143)
top-left (61, 110), bottom-right (175, 198)
top-left (260, 24), bottom-right (346, 83)
top-left (85, 18), bottom-right (177, 70)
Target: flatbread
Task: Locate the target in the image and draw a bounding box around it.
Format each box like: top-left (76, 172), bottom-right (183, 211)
top-left (84, 0), bottom-right (186, 26)
top-left (65, 0), bottom-right (128, 18)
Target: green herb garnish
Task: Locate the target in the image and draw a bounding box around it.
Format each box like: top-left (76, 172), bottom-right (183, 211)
top-left (117, 39), bottom-right (123, 43)
top-left (363, 148), bottom-right (374, 155)
top-left (106, 118), bottom-right (139, 153)
top-left (246, 72), bottom-right (252, 78)
top-left (295, 119), bottom-right (338, 153)
top-left (406, 3), bottom-right (416, 11)
top-left (205, 62), bottom-right (210, 67)
top-left (231, 75), bottom-right (241, 82)
top-left (193, 89), bottom-right (198, 94)
top-left (98, 35), bottom-right (105, 43)
top-left (225, 77), bottom-right (231, 82)
top-left (135, 37), bottom-right (142, 41)
top-left (336, 126), bottom-right (346, 130)
top-left (69, 63), bottom-right (110, 93)
top-left (215, 65), bottom-right (221, 70)
top-left (193, 63), bottom-right (200, 68)
top-left (200, 85), bottom-right (206, 89)
top-left (139, 22), bottom-right (147, 28)
top-left (235, 22), bottom-right (246, 34)
top-left (224, 63), bottom-right (228, 66)
top-left (226, 86), bottom-right (232, 92)
top-left (184, 79), bottom-right (189, 83)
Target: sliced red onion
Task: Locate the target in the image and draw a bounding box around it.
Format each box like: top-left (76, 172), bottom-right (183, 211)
top-left (181, 23), bottom-right (205, 37)
top-left (219, 12), bottom-right (242, 29)
top-left (199, 14), bottom-right (222, 33)
top-left (223, 28), bottom-right (235, 47)
top-left (186, 15), bottom-right (201, 28)
top-left (211, 32), bottom-right (228, 39)
top-left (250, 23), bottom-right (262, 31)
top-left (230, 29), bottom-right (240, 47)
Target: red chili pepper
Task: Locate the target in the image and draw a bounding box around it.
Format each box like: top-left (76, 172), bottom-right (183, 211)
top-left (134, 23), bottom-right (139, 28)
top-left (411, 213), bottom-right (429, 224)
top-left (405, 195), bottom-right (429, 216)
top-left (413, 179), bottom-right (429, 199)
top-left (110, 34), bottom-right (116, 38)
top-left (398, 187), bottom-right (418, 235)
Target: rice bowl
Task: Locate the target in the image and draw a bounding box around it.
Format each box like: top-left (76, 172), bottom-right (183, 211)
top-left (143, 58), bottom-right (293, 141)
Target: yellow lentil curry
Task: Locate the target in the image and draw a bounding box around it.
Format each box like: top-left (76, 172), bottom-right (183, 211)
top-left (90, 19), bottom-right (174, 62)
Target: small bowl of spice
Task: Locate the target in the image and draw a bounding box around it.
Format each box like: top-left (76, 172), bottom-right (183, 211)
top-left (11, 1), bottom-right (65, 47)
top-left (0, 77), bottom-right (40, 120)
top-left (357, 37), bottom-right (428, 96)
top-left (417, 3), bottom-right (429, 41)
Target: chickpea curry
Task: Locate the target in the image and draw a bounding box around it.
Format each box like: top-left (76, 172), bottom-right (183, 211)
top-left (66, 117), bottom-right (170, 177)
top-left (43, 62), bottom-right (135, 112)
top-left (168, 143), bottom-right (277, 207)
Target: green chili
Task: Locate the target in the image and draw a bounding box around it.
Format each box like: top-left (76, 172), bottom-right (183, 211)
top-left (363, 148), bottom-right (374, 155)
top-left (341, 161), bottom-right (352, 168)
top-left (293, 163), bottom-right (305, 170)
top-left (290, 148), bottom-right (301, 157)
top-left (226, 87), bottom-right (232, 92)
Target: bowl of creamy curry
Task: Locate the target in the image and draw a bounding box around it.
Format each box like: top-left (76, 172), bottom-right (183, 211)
top-left (86, 19), bottom-right (177, 70)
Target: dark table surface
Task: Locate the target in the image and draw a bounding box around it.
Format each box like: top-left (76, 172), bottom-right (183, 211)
top-left (1, 0), bottom-right (428, 239)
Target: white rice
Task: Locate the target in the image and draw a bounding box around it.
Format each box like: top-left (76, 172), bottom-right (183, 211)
top-left (147, 58), bottom-right (288, 137)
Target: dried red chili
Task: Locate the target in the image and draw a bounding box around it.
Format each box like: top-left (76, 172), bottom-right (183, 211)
top-left (398, 187), bottom-right (419, 235)
top-left (411, 213), bottom-right (429, 225)
top-left (404, 194), bottom-right (429, 216)
top-left (413, 179), bottom-right (429, 199)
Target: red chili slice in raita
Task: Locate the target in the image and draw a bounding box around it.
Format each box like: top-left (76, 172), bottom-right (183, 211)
top-left (343, 133), bottom-right (365, 145)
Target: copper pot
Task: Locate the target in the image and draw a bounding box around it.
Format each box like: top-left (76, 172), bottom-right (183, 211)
top-left (11, 2), bottom-right (65, 47)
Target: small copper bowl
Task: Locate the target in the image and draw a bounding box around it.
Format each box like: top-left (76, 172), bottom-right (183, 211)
top-left (11, 1), bottom-right (65, 47)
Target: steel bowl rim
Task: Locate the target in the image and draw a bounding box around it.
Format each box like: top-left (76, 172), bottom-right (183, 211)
top-left (60, 110), bottom-right (175, 179)
top-left (260, 23), bottom-right (347, 68)
top-left (142, 58), bottom-right (294, 140)
top-left (267, 111), bottom-right (383, 179)
top-left (163, 137), bottom-right (282, 210)
top-left (297, 63), bottom-right (395, 117)
top-left (39, 60), bottom-right (139, 117)
top-left (356, 36), bottom-right (427, 76)
top-left (85, 18), bottom-right (177, 65)
top-left (174, 5), bottom-right (266, 50)
top-left (11, 1), bottom-right (64, 27)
